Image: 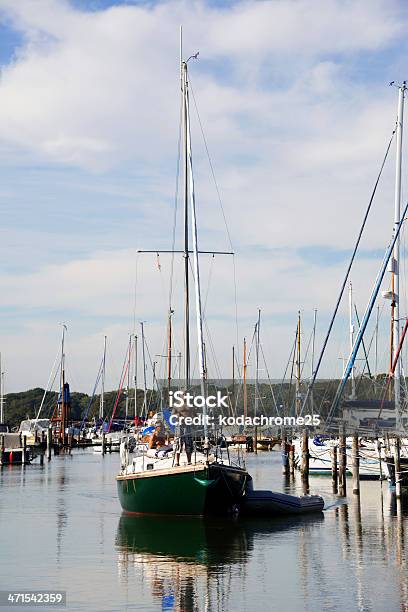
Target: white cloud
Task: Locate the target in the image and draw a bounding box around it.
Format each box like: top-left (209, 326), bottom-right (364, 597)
top-left (0, 0), bottom-right (406, 391)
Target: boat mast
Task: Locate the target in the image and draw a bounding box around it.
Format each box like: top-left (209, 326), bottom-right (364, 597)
top-left (141, 322), bottom-right (147, 418)
top-left (243, 337), bottom-right (247, 420)
top-left (296, 311), bottom-right (301, 415)
top-left (125, 334), bottom-right (131, 422)
top-left (182, 49), bottom-right (208, 441)
top-left (181, 27), bottom-right (190, 391)
top-left (232, 345), bottom-right (235, 415)
top-left (349, 281), bottom-right (356, 399)
top-left (134, 334), bottom-right (138, 421)
top-left (60, 324), bottom-right (67, 445)
top-left (375, 305), bottom-right (379, 380)
top-left (310, 309), bottom-right (317, 413)
top-left (167, 310), bottom-right (173, 398)
top-left (0, 353), bottom-right (3, 423)
top-left (99, 335), bottom-right (107, 420)
top-left (255, 310), bottom-right (261, 420)
top-left (392, 81), bottom-right (406, 430)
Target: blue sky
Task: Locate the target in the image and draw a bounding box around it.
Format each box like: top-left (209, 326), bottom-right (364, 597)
top-left (0, 0), bottom-right (407, 393)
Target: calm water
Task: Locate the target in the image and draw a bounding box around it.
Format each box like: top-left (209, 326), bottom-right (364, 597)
top-left (0, 450), bottom-right (407, 612)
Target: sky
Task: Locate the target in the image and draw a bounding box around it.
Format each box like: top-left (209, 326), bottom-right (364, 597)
top-left (1, 0), bottom-right (408, 395)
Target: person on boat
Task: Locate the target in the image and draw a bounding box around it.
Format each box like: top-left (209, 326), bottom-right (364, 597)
top-left (173, 392), bottom-right (193, 466)
top-left (148, 422), bottom-right (166, 450)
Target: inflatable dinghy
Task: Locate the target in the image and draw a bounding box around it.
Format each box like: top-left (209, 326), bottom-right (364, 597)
top-left (241, 489), bottom-right (324, 516)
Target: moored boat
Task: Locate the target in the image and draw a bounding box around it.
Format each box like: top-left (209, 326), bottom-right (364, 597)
top-left (117, 450), bottom-right (247, 516)
top-left (116, 41), bottom-right (249, 516)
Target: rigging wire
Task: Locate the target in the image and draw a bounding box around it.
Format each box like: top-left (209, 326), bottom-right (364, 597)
top-left (259, 341), bottom-right (279, 415)
top-left (34, 344), bottom-right (62, 422)
top-left (300, 126), bottom-right (397, 416)
top-left (189, 75), bottom-right (241, 376)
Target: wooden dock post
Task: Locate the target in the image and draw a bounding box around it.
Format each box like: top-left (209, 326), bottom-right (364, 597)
top-left (47, 426), bottom-right (52, 461)
top-left (332, 444), bottom-right (338, 492)
top-left (22, 435), bottom-right (27, 465)
top-left (394, 437), bottom-right (401, 499)
top-left (102, 432), bottom-right (106, 456)
top-left (352, 434), bottom-right (360, 495)
top-left (377, 438), bottom-right (383, 481)
top-left (281, 432), bottom-right (288, 475)
top-left (339, 434), bottom-right (347, 496)
top-left (288, 442), bottom-right (295, 476)
top-left (0, 434), bottom-right (4, 466)
top-left (301, 430), bottom-right (309, 481)
top-left (40, 452), bottom-right (44, 466)
top-left (254, 426), bottom-right (258, 455)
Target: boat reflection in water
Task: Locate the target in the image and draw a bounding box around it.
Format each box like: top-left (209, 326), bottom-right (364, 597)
top-left (115, 513), bottom-right (324, 611)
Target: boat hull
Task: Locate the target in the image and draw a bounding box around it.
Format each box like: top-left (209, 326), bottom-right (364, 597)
top-left (117, 462), bottom-right (248, 516)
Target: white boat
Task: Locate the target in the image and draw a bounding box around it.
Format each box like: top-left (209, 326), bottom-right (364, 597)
top-left (293, 436), bottom-right (345, 476)
top-left (18, 418), bottom-right (50, 444)
top-left (294, 435), bottom-right (386, 480)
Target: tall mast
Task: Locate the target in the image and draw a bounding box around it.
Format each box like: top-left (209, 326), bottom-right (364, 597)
top-left (141, 322), bottom-right (147, 418)
top-left (183, 55), bottom-right (208, 441)
top-left (125, 335), bottom-right (131, 422)
top-left (232, 345), bottom-right (235, 416)
top-left (375, 305), bottom-right (379, 380)
top-left (99, 335), bottom-right (107, 420)
top-left (296, 311), bottom-right (301, 415)
top-left (0, 353), bottom-right (3, 423)
top-left (167, 310), bottom-right (173, 396)
top-left (392, 81), bottom-right (406, 429)
top-left (255, 310), bottom-right (261, 419)
top-left (134, 334), bottom-right (138, 420)
top-left (60, 324), bottom-right (67, 445)
top-left (243, 338), bottom-right (247, 420)
top-left (349, 281), bottom-right (356, 399)
top-left (181, 27), bottom-right (190, 391)
top-left (310, 309), bottom-right (317, 412)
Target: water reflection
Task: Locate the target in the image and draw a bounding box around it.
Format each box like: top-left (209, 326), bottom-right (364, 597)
top-left (115, 514), bottom-right (324, 611)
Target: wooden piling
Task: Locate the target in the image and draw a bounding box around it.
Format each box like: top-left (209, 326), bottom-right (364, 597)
top-left (332, 444), bottom-right (338, 492)
top-left (254, 426), bottom-right (258, 455)
top-left (22, 435), bottom-right (27, 465)
top-left (394, 437), bottom-right (401, 499)
top-left (352, 434), bottom-right (360, 495)
top-left (0, 434), bottom-right (4, 466)
top-left (47, 426), bottom-right (52, 461)
top-left (102, 432), bottom-right (106, 456)
top-left (301, 430), bottom-right (309, 481)
top-left (281, 433), bottom-right (288, 475)
top-left (288, 443), bottom-right (295, 476)
top-left (339, 434), bottom-right (347, 496)
top-left (377, 438), bottom-right (383, 481)
top-left (40, 452), bottom-right (44, 466)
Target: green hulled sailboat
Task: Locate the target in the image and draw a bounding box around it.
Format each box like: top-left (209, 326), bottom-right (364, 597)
top-left (116, 32), bottom-right (248, 516)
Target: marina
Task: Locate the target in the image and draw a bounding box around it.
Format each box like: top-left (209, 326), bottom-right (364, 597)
top-left (1, 1), bottom-right (408, 611)
top-left (1, 450), bottom-right (407, 611)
